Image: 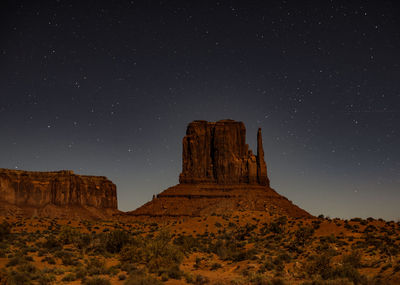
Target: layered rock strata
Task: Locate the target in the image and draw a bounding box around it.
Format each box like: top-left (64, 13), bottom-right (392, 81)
top-left (130, 119), bottom-right (311, 218)
top-left (0, 169), bottom-right (118, 218)
top-left (179, 120), bottom-right (269, 186)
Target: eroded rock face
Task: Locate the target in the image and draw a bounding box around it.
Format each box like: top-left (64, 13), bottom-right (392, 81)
top-left (0, 169), bottom-right (117, 209)
top-left (179, 120), bottom-right (270, 186)
top-left (129, 119), bottom-right (312, 218)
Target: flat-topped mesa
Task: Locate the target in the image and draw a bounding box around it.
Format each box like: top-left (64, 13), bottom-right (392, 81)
top-left (179, 120), bottom-right (270, 186)
top-left (0, 168), bottom-right (117, 209)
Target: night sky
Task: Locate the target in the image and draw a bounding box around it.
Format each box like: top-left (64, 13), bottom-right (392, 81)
top-left (1, 1), bottom-right (399, 220)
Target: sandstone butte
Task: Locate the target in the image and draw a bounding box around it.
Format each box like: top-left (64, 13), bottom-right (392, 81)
top-left (0, 119), bottom-right (311, 220)
top-left (129, 119), bottom-right (312, 218)
top-left (0, 169), bottom-right (119, 219)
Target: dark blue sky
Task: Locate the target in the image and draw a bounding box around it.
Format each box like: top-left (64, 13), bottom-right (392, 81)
top-left (0, 1), bottom-right (399, 220)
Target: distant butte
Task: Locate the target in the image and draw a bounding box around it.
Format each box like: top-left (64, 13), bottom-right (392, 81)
top-left (0, 169), bottom-right (119, 219)
top-left (179, 120), bottom-right (269, 185)
top-left (0, 119), bottom-right (311, 220)
top-left (129, 119), bottom-right (311, 218)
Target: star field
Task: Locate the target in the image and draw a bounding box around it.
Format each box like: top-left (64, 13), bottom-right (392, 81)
top-left (0, 1), bottom-right (399, 219)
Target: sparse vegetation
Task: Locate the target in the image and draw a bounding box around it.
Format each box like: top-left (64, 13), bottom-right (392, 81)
top-left (0, 214), bottom-right (399, 284)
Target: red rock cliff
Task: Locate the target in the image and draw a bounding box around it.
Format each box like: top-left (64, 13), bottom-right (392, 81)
top-left (179, 120), bottom-right (270, 186)
top-left (0, 169), bottom-right (117, 209)
top-left (130, 119), bottom-right (311, 218)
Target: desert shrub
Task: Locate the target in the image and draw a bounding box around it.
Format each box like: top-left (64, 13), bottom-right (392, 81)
top-left (211, 239), bottom-right (252, 261)
top-left (211, 262), bottom-right (222, 270)
top-left (332, 264), bottom-right (366, 284)
top-left (268, 217), bottom-right (287, 234)
top-left (249, 274), bottom-right (286, 285)
top-left (294, 227), bottom-right (315, 246)
top-left (61, 273), bottom-right (76, 281)
top-left (270, 278), bottom-right (286, 285)
top-left (85, 257), bottom-right (108, 276)
top-left (350, 218), bottom-right (363, 223)
top-left (6, 254), bottom-right (29, 267)
top-left (5, 263), bottom-right (44, 284)
top-left (6, 270), bottom-right (34, 285)
top-left (74, 233), bottom-right (92, 250)
top-left (55, 250), bottom-right (80, 266)
top-left (41, 235), bottom-right (62, 252)
top-left (105, 230), bottom-right (130, 253)
top-left (120, 263), bottom-right (138, 274)
top-left (320, 235), bottom-right (337, 244)
top-left (41, 256), bottom-right (56, 265)
top-left (304, 252), bottom-right (334, 280)
top-left (193, 274), bottom-right (210, 285)
top-left (248, 273), bottom-right (269, 284)
top-left (262, 257), bottom-right (275, 271)
top-left (120, 237), bottom-right (147, 264)
top-left (37, 273), bottom-right (56, 285)
top-left (118, 274), bottom-right (127, 280)
top-left (173, 235), bottom-right (200, 253)
top-left (87, 234), bottom-right (107, 255)
top-left (59, 226), bottom-right (80, 245)
top-left (276, 253), bottom-right (291, 264)
top-left (305, 250), bottom-right (366, 284)
top-left (123, 270), bottom-right (162, 285)
top-left (342, 251), bottom-right (362, 268)
top-left (120, 230), bottom-right (183, 274)
top-left (73, 267), bottom-right (86, 279)
top-left (0, 221), bottom-right (12, 240)
top-left (82, 277), bottom-right (111, 285)
top-left (159, 264), bottom-right (183, 279)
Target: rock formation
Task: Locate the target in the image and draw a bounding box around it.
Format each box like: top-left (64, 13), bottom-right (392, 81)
top-left (0, 169), bottom-right (118, 219)
top-left (179, 120), bottom-right (269, 186)
top-left (130, 119), bottom-right (311, 218)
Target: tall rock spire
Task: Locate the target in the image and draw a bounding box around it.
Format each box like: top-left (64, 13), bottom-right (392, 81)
top-left (179, 120), bottom-right (269, 185)
top-left (256, 128), bottom-right (269, 186)
top-left (130, 119), bottom-right (312, 218)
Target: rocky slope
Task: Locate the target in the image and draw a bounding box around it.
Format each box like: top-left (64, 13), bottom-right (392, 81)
top-left (129, 119), bottom-right (311, 218)
top-left (0, 169), bottom-right (118, 219)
